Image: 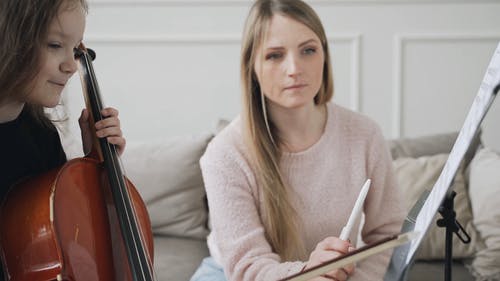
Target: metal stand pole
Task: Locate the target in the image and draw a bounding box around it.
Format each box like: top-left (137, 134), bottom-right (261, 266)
top-left (437, 191), bottom-right (471, 281)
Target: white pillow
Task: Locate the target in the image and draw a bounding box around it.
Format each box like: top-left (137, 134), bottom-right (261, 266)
top-left (468, 148), bottom-right (500, 280)
top-left (121, 134), bottom-right (213, 239)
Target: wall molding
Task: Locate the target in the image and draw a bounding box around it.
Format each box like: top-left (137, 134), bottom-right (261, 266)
top-left (332, 34), bottom-right (362, 112)
top-left (89, 0), bottom-right (500, 6)
top-left (392, 33), bottom-right (500, 138)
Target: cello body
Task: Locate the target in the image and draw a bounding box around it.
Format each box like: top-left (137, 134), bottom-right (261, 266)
top-left (0, 158), bottom-right (153, 281)
top-left (0, 46), bottom-right (155, 281)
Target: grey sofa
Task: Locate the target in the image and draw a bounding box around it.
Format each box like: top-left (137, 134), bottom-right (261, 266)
top-left (121, 131), bottom-right (500, 281)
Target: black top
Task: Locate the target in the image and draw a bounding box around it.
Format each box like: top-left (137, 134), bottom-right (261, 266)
top-left (0, 106), bottom-right (67, 199)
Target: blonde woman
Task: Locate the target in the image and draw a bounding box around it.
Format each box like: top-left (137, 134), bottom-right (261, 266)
top-left (191, 0), bottom-right (405, 280)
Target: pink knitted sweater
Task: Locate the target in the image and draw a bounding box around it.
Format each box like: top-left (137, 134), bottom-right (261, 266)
top-left (200, 102), bottom-right (405, 281)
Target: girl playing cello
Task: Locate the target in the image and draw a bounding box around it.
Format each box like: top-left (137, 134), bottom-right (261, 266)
top-left (0, 0), bottom-right (126, 278)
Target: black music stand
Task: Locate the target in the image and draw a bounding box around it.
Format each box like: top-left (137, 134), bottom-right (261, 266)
top-left (436, 190), bottom-right (471, 281)
top-left (384, 43), bottom-right (500, 281)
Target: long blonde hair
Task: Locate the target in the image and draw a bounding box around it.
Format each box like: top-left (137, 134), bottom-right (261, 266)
top-left (240, 0), bottom-right (333, 261)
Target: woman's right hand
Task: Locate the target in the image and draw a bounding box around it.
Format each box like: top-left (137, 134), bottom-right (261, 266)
top-left (305, 237), bottom-right (355, 281)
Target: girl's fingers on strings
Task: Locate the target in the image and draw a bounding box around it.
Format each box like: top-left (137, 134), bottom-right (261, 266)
top-left (100, 107), bottom-right (119, 117)
top-left (95, 116), bottom-right (120, 130)
top-left (95, 124), bottom-right (122, 138)
top-left (106, 136), bottom-right (126, 155)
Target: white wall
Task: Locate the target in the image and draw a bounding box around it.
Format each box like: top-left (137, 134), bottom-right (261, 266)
top-left (62, 0), bottom-right (500, 157)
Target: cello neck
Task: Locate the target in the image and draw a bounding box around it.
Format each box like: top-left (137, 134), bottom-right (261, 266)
top-left (75, 44), bottom-right (155, 281)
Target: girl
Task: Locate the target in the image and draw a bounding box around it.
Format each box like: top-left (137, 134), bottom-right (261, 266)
top-left (0, 0), bottom-right (125, 277)
top-left (191, 0), bottom-right (405, 280)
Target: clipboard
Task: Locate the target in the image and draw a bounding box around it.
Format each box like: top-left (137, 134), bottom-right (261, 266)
top-left (280, 232), bottom-right (417, 281)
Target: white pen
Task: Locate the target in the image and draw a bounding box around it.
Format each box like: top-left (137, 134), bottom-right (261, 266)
top-left (339, 179), bottom-right (371, 241)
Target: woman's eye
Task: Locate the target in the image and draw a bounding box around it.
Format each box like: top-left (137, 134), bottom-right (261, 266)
top-left (266, 52), bottom-right (283, 60)
top-left (303, 47), bottom-right (316, 55)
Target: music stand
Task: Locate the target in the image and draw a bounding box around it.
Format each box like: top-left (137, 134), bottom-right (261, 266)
top-left (437, 189), bottom-right (471, 281)
top-left (385, 42), bottom-right (500, 281)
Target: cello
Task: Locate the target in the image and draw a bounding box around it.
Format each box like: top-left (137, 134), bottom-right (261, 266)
top-left (0, 44), bottom-right (156, 281)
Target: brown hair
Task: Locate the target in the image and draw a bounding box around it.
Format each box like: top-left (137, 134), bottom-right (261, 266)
top-left (240, 0), bottom-right (333, 260)
top-left (0, 0), bottom-right (88, 125)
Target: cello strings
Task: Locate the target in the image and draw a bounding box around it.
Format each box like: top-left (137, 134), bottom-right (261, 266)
top-left (85, 51), bottom-right (154, 280)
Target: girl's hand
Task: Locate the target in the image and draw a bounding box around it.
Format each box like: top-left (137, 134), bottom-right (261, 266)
top-left (306, 237), bottom-right (355, 281)
top-left (79, 107), bottom-right (126, 156)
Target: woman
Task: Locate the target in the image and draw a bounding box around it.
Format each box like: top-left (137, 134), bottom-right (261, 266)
top-left (191, 0), bottom-right (405, 280)
top-left (0, 0), bottom-right (125, 277)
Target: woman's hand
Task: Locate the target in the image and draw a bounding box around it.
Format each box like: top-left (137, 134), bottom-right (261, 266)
top-left (79, 107), bottom-right (126, 156)
top-left (306, 237), bottom-right (355, 281)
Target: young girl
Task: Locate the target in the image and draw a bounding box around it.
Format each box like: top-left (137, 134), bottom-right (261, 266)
top-left (191, 0), bottom-right (405, 280)
top-left (0, 0), bottom-right (125, 277)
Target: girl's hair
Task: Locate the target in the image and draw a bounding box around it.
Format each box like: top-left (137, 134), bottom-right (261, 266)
top-left (240, 0), bottom-right (333, 261)
top-left (0, 0), bottom-right (88, 126)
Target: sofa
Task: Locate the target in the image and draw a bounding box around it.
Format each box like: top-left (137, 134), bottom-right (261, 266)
top-left (120, 128), bottom-right (500, 281)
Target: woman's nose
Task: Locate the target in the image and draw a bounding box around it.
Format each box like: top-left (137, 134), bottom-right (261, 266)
top-left (286, 54), bottom-right (302, 77)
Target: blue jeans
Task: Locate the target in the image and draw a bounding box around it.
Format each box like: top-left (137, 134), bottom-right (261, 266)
top-left (190, 257), bottom-right (227, 281)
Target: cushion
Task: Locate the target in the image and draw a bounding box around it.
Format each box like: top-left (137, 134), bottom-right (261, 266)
top-left (393, 153), bottom-right (481, 259)
top-left (121, 133), bottom-right (213, 239)
top-left (467, 148), bottom-right (500, 280)
top-left (388, 131), bottom-right (481, 168)
top-left (388, 132), bottom-right (458, 159)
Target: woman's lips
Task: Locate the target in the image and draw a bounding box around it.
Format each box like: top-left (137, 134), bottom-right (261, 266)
top-left (284, 84), bottom-right (307, 90)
